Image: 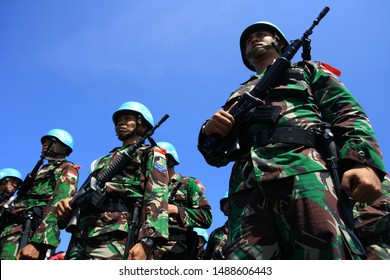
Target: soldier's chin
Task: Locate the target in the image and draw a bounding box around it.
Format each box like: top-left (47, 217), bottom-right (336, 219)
top-left (246, 46), bottom-right (268, 60)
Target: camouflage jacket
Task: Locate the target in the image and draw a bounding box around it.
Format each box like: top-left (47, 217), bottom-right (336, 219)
top-left (0, 159), bottom-right (79, 248)
top-left (76, 145), bottom-right (170, 245)
top-left (202, 221), bottom-right (228, 260)
top-left (168, 173), bottom-right (212, 233)
top-left (199, 61), bottom-right (386, 195)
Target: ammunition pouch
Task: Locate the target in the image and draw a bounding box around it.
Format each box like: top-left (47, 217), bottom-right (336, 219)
top-left (245, 105), bottom-right (281, 124)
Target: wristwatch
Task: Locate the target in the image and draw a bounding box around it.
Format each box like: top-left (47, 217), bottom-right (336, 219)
top-left (140, 237), bottom-right (154, 248)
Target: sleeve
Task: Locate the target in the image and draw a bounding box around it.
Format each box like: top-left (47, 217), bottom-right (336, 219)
top-left (309, 61), bottom-right (386, 178)
top-left (137, 146), bottom-right (170, 246)
top-left (197, 122), bottom-right (230, 167)
top-left (30, 163), bottom-right (79, 248)
top-left (176, 177), bottom-right (212, 229)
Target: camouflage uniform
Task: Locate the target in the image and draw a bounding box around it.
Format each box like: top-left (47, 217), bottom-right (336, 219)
top-left (203, 221), bottom-right (228, 260)
top-left (198, 60), bottom-right (386, 259)
top-left (0, 159), bottom-right (79, 259)
top-left (66, 145), bottom-right (169, 260)
top-left (153, 173), bottom-right (212, 259)
top-left (354, 175), bottom-right (390, 259)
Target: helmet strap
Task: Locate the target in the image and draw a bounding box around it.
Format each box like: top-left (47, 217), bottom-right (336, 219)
top-left (271, 40), bottom-right (283, 56)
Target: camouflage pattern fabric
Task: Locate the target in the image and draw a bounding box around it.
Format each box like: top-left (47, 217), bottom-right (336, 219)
top-left (153, 173), bottom-right (212, 259)
top-left (0, 159), bottom-right (79, 260)
top-left (68, 145), bottom-right (169, 260)
top-left (354, 175), bottom-right (390, 259)
top-left (67, 231), bottom-right (127, 260)
top-left (198, 61), bottom-right (386, 260)
top-left (203, 221), bottom-right (228, 260)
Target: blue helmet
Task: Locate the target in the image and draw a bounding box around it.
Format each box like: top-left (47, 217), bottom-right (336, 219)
top-left (193, 228), bottom-right (209, 242)
top-left (156, 141), bottom-right (180, 165)
top-left (240, 21), bottom-right (289, 71)
top-left (112, 101), bottom-right (154, 130)
top-left (41, 128), bottom-right (74, 154)
top-left (0, 168), bottom-right (23, 182)
top-left (220, 191), bottom-right (228, 212)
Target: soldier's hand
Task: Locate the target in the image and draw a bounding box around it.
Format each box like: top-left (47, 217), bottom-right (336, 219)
top-left (204, 109), bottom-right (235, 138)
top-left (16, 243), bottom-right (43, 260)
top-left (167, 204), bottom-right (179, 216)
top-left (55, 198), bottom-right (73, 220)
top-left (127, 242), bottom-right (151, 260)
top-left (341, 164), bottom-right (382, 203)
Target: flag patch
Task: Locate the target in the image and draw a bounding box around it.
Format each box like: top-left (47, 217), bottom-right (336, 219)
top-left (68, 170), bottom-right (78, 180)
top-left (321, 62), bottom-right (342, 76)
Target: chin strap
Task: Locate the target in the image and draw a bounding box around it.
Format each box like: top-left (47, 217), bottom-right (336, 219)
top-left (271, 40), bottom-right (283, 56)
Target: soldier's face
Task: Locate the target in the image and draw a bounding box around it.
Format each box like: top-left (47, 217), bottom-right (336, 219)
top-left (115, 113), bottom-right (138, 141)
top-left (245, 30), bottom-right (276, 62)
top-left (42, 138), bottom-right (68, 156)
top-left (245, 31), bottom-right (274, 52)
top-left (0, 178), bottom-right (19, 195)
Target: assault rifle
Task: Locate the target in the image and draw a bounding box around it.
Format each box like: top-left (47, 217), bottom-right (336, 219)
top-left (200, 6), bottom-right (330, 159)
top-left (65, 114), bottom-right (170, 234)
top-left (17, 138), bottom-right (57, 198)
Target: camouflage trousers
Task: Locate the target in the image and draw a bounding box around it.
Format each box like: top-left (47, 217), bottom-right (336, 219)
top-left (226, 170), bottom-right (363, 260)
top-left (0, 232), bottom-right (20, 260)
top-left (66, 231), bottom-right (128, 260)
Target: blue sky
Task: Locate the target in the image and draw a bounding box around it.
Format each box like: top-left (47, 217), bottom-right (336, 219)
top-left (1, 0), bottom-right (389, 253)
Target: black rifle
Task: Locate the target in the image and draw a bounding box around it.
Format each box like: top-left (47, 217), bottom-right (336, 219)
top-left (320, 123), bottom-right (366, 258)
top-left (19, 210), bottom-right (34, 249)
top-left (201, 7), bottom-right (330, 158)
top-left (122, 199), bottom-right (142, 259)
top-left (17, 138), bottom-right (57, 198)
top-left (65, 114), bottom-right (169, 235)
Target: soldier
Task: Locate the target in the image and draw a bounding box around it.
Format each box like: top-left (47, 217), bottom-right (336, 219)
top-left (0, 129), bottom-right (79, 260)
top-left (193, 227), bottom-right (209, 259)
top-left (197, 21), bottom-right (386, 259)
top-left (55, 101), bottom-right (170, 260)
top-left (0, 168), bottom-right (23, 230)
top-left (354, 175), bottom-right (390, 259)
top-left (203, 192), bottom-right (228, 260)
top-left (152, 141), bottom-right (212, 260)
top-left (0, 168), bottom-right (22, 201)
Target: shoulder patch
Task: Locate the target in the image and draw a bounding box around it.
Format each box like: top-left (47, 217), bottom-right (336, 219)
top-left (154, 161), bottom-right (167, 172)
